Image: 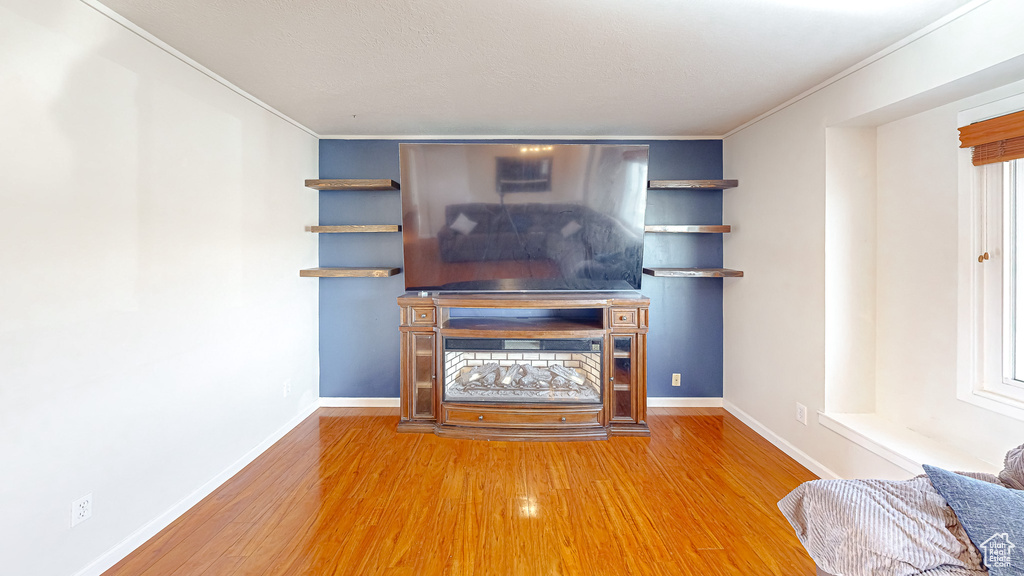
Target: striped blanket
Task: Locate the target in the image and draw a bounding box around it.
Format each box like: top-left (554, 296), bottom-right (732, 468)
top-left (780, 445), bottom-right (1024, 576)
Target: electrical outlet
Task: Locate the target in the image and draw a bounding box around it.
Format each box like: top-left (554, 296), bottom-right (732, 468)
top-left (71, 493), bottom-right (92, 527)
top-left (671, 373), bottom-right (681, 387)
top-left (795, 403), bottom-right (808, 426)
top-left (282, 379), bottom-right (292, 398)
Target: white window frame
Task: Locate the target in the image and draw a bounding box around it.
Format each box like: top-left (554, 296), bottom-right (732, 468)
top-left (1001, 159), bottom-right (1024, 397)
top-left (958, 94), bottom-right (1024, 422)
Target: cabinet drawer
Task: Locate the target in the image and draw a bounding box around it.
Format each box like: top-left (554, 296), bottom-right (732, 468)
top-left (610, 308), bottom-right (638, 327)
top-left (443, 406), bottom-right (602, 428)
top-left (409, 306), bottom-right (436, 326)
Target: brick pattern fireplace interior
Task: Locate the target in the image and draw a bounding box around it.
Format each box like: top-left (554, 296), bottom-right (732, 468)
top-left (443, 342), bottom-right (603, 403)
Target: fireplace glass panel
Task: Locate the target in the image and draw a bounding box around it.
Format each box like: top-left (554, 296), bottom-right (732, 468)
top-left (612, 336), bottom-right (633, 419)
top-left (412, 333), bottom-right (434, 418)
top-left (444, 338), bottom-right (602, 403)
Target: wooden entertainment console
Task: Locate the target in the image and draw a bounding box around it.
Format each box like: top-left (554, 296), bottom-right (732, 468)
top-left (397, 292), bottom-right (649, 440)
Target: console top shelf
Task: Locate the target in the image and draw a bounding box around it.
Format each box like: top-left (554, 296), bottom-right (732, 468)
top-left (304, 179), bottom-right (400, 191)
top-left (400, 291), bottom-right (649, 309)
top-left (647, 179), bottom-right (738, 190)
top-left (399, 292), bottom-right (648, 338)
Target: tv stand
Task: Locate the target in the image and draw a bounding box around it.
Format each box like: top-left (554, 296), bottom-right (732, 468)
top-left (397, 292), bottom-right (650, 440)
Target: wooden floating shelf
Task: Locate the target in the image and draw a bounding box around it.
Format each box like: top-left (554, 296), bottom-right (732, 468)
top-left (300, 267), bottom-right (401, 278)
top-left (307, 225), bottom-right (401, 233)
top-left (644, 225), bottom-right (731, 234)
top-left (648, 180), bottom-right (738, 190)
top-left (304, 179), bottom-right (400, 191)
top-left (642, 267), bottom-right (744, 278)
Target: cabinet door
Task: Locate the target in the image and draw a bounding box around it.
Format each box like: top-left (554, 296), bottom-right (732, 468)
top-left (610, 335), bottom-right (637, 422)
top-left (410, 332), bottom-right (436, 420)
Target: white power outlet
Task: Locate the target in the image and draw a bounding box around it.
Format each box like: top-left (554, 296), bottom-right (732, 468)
top-left (671, 373), bottom-right (681, 387)
top-left (795, 403), bottom-right (808, 426)
top-left (71, 493), bottom-right (92, 527)
top-left (282, 379), bottom-right (292, 398)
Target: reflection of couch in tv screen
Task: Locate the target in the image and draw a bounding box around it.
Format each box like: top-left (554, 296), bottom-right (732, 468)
top-left (437, 203), bottom-right (642, 281)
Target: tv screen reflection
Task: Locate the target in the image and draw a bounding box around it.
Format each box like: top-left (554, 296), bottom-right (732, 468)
top-left (400, 143), bottom-right (649, 292)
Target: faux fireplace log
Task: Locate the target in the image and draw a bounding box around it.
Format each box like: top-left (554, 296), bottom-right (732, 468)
top-left (397, 292), bottom-right (650, 440)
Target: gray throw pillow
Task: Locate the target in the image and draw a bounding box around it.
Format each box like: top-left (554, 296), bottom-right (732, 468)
top-left (924, 464), bottom-right (1024, 576)
top-left (1002, 444), bottom-right (1024, 490)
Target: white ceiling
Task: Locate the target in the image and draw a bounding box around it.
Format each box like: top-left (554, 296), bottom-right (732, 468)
top-left (96, 0), bottom-right (976, 137)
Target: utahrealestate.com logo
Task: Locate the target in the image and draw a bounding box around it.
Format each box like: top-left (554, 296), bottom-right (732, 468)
top-left (980, 533), bottom-right (1016, 569)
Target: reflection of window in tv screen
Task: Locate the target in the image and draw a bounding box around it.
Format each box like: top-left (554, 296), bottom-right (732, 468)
top-left (496, 156), bottom-right (553, 193)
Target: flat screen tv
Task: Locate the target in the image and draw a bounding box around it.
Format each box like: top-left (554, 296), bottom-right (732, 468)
top-left (400, 143), bottom-right (649, 292)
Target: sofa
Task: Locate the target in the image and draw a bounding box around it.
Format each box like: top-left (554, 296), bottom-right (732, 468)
top-left (435, 202), bottom-right (643, 283)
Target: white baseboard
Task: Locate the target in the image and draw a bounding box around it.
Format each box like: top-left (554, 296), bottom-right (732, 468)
top-left (319, 397), bottom-right (401, 407)
top-left (73, 400), bottom-right (320, 576)
top-left (647, 397), bottom-right (724, 408)
top-left (723, 399), bottom-right (840, 480)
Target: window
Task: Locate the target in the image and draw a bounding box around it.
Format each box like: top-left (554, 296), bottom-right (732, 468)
top-left (959, 98), bottom-right (1024, 421)
top-left (963, 157), bottom-right (1024, 419)
top-left (1002, 159), bottom-right (1024, 398)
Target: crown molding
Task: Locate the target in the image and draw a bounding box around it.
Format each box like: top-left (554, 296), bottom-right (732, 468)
top-left (723, 0), bottom-right (994, 139)
top-left (317, 134), bottom-right (724, 141)
top-left (78, 0), bottom-right (318, 138)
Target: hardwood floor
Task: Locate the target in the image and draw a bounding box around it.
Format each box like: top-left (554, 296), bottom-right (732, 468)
top-left (103, 408), bottom-right (818, 576)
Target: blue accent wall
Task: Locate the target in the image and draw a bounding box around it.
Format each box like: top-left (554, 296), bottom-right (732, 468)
top-left (318, 139), bottom-right (724, 398)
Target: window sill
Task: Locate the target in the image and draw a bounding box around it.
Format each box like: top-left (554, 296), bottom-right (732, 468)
top-left (957, 387), bottom-right (1024, 422)
top-left (818, 412), bottom-right (1000, 475)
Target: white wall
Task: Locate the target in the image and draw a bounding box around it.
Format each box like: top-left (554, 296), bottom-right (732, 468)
top-left (825, 127), bottom-right (877, 414)
top-left (875, 82), bottom-right (1024, 468)
top-left (0, 0), bottom-right (319, 574)
top-left (724, 0), bottom-right (1024, 480)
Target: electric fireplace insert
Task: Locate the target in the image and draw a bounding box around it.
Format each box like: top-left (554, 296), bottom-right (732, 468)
top-left (443, 338), bottom-right (603, 404)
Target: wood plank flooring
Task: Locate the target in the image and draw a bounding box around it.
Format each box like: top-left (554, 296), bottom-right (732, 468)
top-left (103, 408), bottom-right (818, 576)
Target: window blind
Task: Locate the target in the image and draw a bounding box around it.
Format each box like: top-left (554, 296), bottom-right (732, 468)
top-left (959, 109), bottom-right (1024, 166)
